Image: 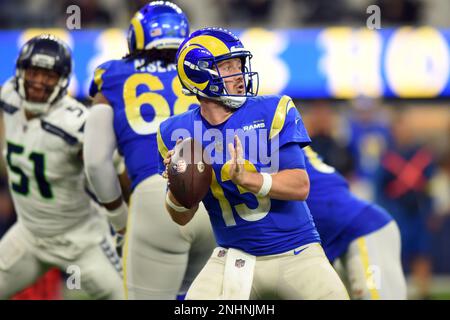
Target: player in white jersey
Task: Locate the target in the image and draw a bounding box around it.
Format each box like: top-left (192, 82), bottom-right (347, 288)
top-left (0, 34), bottom-right (123, 299)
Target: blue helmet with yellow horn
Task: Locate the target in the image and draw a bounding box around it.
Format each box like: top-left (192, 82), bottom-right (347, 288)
top-left (127, 1), bottom-right (189, 53)
top-left (176, 27), bottom-right (259, 108)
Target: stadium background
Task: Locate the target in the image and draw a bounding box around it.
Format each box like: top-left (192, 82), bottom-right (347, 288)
top-left (0, 0), bottom-right (448, 299)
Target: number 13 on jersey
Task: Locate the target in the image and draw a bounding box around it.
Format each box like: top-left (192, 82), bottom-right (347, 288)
top-left (210, 160), bottom-right (271, 227)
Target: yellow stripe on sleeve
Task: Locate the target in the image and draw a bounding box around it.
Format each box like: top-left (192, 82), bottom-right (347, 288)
top-left (157, 126), bottom-right (168, 159)
top-left (269, 95), bottom-right (296, 140)
top-left (93, 68), bottom-right (106, 92)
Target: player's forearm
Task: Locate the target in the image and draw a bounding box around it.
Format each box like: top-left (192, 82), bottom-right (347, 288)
top-left (83, 104), bottom-right (128, 231)
top-left (270, 169), bottom-right (310, 200)
top-left (83, 104), bottom-right (122, 204)
top-left (240, 169), bottom-right (310, 201)
top-left (165, 190), bottom-right (198, 226)
top-left (85, 154), bottom-right (128, 231)
top-left (85, 159), bottom-right (122, 202)
top-left (85, 153), bottom-right (128, 230)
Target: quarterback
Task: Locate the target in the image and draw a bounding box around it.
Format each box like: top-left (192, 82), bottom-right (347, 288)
top-left (0, 35), bottom-right (123, 299)
top-left (158, 27), bottom-right (349, 299)
top-left (84, 1), bottom-right (216, 299)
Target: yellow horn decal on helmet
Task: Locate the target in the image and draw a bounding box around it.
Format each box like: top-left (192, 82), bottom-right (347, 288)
top-left (189, 35), bottom-right (230, 56)
top-left (130, 14), bottom-right (145, 50)
top-left (177, 44), bottom-right (209, 91)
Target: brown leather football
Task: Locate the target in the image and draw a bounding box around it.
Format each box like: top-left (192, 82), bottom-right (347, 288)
top-left (168, 137), bottom-right (212, 209)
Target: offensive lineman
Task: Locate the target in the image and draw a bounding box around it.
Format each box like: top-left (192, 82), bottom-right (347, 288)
top-left (0, 35), bottom-right (123, 299)
top-left (304, 146), bottom-right (407, 299)
top-left (84, 1), bottom-right (216, 299)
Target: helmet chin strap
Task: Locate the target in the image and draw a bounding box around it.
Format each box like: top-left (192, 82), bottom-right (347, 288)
top-left (218, 95), bottom-right (247, 109)
top-left (191, 87), bottom-right (247, 109)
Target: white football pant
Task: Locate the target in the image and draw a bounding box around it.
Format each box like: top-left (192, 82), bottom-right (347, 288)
top-left (123, 174), bottom-right (216, 299)
top-left (0, 215), bottom-right (123, 300)
top-left (333, 220), bottom-right (407, 300)
top-left (186, 242), bottom-right (350, 300)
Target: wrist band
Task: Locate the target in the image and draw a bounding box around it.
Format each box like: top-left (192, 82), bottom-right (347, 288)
top-left (106, 201), bottom-right (128, 231)
top-left (257, 172), bottom-right (272, 197)
top-left (166, 193), bottom-right (190, 212)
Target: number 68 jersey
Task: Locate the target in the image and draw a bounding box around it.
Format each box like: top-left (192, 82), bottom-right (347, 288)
top-left (89, 58), bottom-right (199, 190)
top-left (0, 79), bottom-right (98, 237)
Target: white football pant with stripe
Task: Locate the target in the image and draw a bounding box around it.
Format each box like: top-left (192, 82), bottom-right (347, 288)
top-left (333, 220), bottom-right (407, 300)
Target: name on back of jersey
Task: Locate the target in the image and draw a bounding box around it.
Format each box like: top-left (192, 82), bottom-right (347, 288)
top-left (133, 60), bottom-right (176, 73)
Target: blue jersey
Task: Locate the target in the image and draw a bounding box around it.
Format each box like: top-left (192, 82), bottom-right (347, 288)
top-left (89, 58), bottom-right (199, 190)
top-left (304, 146), bottom-right (392, 262)
top-left (158, 95), bottom-right (321, 256)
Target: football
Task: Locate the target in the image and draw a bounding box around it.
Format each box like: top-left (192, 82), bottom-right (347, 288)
top-left (167, 137), bottom-right (212, 209)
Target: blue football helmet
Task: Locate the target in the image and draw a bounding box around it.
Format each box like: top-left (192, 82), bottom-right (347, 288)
top-left (176, 27), bottom-right (259, 108)
top-left (127, 1), bottom-right (189, 53)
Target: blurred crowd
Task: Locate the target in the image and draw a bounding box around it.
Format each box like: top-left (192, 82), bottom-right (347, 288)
top-left (0, 0), bottom-right (449, 29)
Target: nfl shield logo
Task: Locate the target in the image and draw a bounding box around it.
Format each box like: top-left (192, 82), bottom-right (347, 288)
top-left (235, 259), bottom-right (245, 268)
top-left (218, 249), bottom-right (226, 258)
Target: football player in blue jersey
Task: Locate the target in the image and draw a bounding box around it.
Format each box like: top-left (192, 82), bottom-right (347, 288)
top-left (158, 27), bottom-right (349, 299)
top-left (84, 1), bottom-right (216, 299)
top-left (303, 146), bottom-right (407, 299)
